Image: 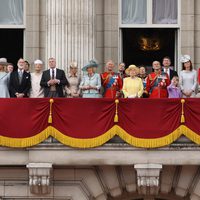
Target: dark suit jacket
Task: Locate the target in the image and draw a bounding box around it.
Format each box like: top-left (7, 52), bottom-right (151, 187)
top-left (9, 70), bottom-right (31, 97)
top-left (162, 67), bottom-right (178, 80)
top-left (40, 68), bottom-right (69, 97)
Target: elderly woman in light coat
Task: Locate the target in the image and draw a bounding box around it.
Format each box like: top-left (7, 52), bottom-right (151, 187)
top-left (30, 59), bottom-right (44, 98)
top-left (65, 61), bottom-right (81, 98)
top-left (79, 60), bottom-right (101, 98)
top-left (0, 58), bottom-right (10, 98)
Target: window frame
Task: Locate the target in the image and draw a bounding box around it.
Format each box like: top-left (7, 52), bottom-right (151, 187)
top-left (0, 0), bottom-right (26, 29)
top-left (118, 0), bottom-right (181, 71)
top-left (119, 0), bottom-right (181, 28)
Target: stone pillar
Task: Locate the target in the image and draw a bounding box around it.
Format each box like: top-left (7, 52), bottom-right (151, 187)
top-left (134, 164), bottom-right (162, 196)
top-left (26, 163), bottom-right (52, 195)
top-left (24, 0), bottom-right (40, 66)
top-left (103, 0), bottom-right (119, 68)
top-left (194, 0), bottom-right (200, 90)
top-left (181, 0), bottom-right (195, 64)
top-left (46, 0), bottom-right (95, 73)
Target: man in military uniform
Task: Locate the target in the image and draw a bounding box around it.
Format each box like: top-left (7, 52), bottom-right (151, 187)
top-left (145, 61), bottom-right (170, 98)
top-left (101, 60), bottom-right (123, 98)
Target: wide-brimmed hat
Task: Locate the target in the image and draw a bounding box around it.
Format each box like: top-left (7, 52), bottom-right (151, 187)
top-left (180, 55), bottom-right (191, 63)
top-left (0, 58), bottom-right (8, 65)
top-left (82, 60), bottom-right (98, 71)
top-left (125, 65), bottom-right (139, 75)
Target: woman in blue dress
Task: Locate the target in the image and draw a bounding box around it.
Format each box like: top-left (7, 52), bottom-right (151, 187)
top-left (80, 60), bottom-right (101, 98)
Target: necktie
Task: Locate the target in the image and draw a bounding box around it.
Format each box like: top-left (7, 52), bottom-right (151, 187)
top-left (19, 70), bottom-right (23, 84)
top-left (52, 69), bottom-right (55, 79)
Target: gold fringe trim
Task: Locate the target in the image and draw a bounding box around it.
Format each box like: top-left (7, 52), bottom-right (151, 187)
top-left (1, 125), bottom-right (200, 148)
top-left (50, 126), bottom-right (117, 148)
top-left (0, 127), bottom-right (51, 148)
top-left (115, 125), bottom-right (182, 148)
top-left (182, 125), bottom-right (200, 145)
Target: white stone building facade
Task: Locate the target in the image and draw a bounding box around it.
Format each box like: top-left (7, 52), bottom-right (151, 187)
top-left (1, 1), bottom-right (200, 200)
top-left (1, 0), bottom-right (200, 72)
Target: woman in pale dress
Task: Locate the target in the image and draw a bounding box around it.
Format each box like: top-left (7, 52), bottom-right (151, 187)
top-left (65, 62), bottom-right (81, 98)
top-left (30, 59), bottom-right (44, 98)
top-left (79, 60), bottom-right (101, 98)
top-left (179, 55), bottom-right (198, 98)
top-left (0, 58), bottom-right (10, 98)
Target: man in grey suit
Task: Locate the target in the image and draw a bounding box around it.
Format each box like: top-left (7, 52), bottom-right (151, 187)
top-left (40, 57), bottom-right (69, 97)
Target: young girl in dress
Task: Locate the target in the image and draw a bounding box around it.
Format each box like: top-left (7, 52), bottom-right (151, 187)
top-left (167, 76), bottom-right (182, 98)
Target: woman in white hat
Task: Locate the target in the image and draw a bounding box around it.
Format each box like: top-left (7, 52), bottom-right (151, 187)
top-left (0, 58), bottom-right (10, 98)
top-left (30, 59), bottom-right (44, 98)
top-left (179, 55), bottom-right (198, 98)
top-left (122, 65), bottom-right (143, 98)
top-left (65, 61), bottom-right (81, 98)
top-left (79, 60), bottom-right (101, 98)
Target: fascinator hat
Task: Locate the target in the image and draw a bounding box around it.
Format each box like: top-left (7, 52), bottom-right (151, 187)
top-left (70, 61), bottom-right (78, 68)
top-left (0, 58), bottom-right (8, 65)
top-left (82, 60), bottom-right (98, 71)
top-left (34, 59), bottom-right (43, 65)
top-left (180, 55), bottom-right (191, 63)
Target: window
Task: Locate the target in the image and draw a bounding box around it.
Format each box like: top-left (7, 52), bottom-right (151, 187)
top-left (119, 0), bottom-right (181, 71)
top-left (122, 0), bottom-right (147, 24)
top-left (0, 0), bottom-right (25, 65)
top-left (120, 0), bottom-right (179, 26)
top-left (122, 28), bottom-right (176, 69)
top-left (0, 29), bottom-right (24, 67)
top-left (153, 0), bottom-right (178, 24)
top-left (0, 0), bottom-right (23, 25)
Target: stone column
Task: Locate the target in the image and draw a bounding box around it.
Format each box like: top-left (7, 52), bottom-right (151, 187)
top-left (46, 0), bottom-right (95, 73)
top-left (194, 0), bottom-right (200, 67)
top-left (25, 0), bottom-right (40, 65)
top-left (134, 164), bottom-right (162, 196)
top-left (103, 0), bottom-right (119, 68)
top-left (181, 0), bottom-right (195, 64)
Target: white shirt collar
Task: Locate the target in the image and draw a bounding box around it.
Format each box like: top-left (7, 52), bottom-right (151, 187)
top-left (50, 68), bottom-right (56, 78)
top-left (18, 69), bottom-right (24, 73)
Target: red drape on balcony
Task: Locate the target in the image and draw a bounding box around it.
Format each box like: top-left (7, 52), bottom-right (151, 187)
top-left (0, 98), bottom-right (200, 148)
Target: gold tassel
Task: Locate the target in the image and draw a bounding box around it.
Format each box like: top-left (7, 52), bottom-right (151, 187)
top-left (48, 99), bottom-right (54, 124)
top-left (181, 99), bottom-right (185, 123)
top-left (114, 99), bottom-right (119, 123)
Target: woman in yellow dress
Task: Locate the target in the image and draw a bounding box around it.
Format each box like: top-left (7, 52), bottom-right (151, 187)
top-left (122, 65), bottom-right (143, 98)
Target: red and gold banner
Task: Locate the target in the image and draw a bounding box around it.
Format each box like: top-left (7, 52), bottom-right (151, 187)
top-left (0, 98), bottom-right (200, 148)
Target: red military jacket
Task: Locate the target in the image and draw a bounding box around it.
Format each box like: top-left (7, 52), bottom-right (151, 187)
top-left (146, 72), bottom-right (170, 98)
top-left (101, 72), bottom-right (123, 98)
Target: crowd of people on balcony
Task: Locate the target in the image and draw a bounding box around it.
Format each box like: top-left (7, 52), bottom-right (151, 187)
top-left (0, 55), bottom-right (199, 98)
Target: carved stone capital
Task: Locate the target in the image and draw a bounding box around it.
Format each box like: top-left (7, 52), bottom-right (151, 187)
top-left (134, 164), bottom-right (162, 195)
top-left (26, 163), bottom-right (53, 194)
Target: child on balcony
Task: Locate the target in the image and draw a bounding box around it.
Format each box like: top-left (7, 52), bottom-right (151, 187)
top-left (167, 76), bottom-right (182, 98)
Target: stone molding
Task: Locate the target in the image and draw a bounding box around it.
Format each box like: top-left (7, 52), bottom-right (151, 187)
top-left (26, 163), bottom-right (53, 194)
top-left (134, 164), bottom-right (162, 195)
